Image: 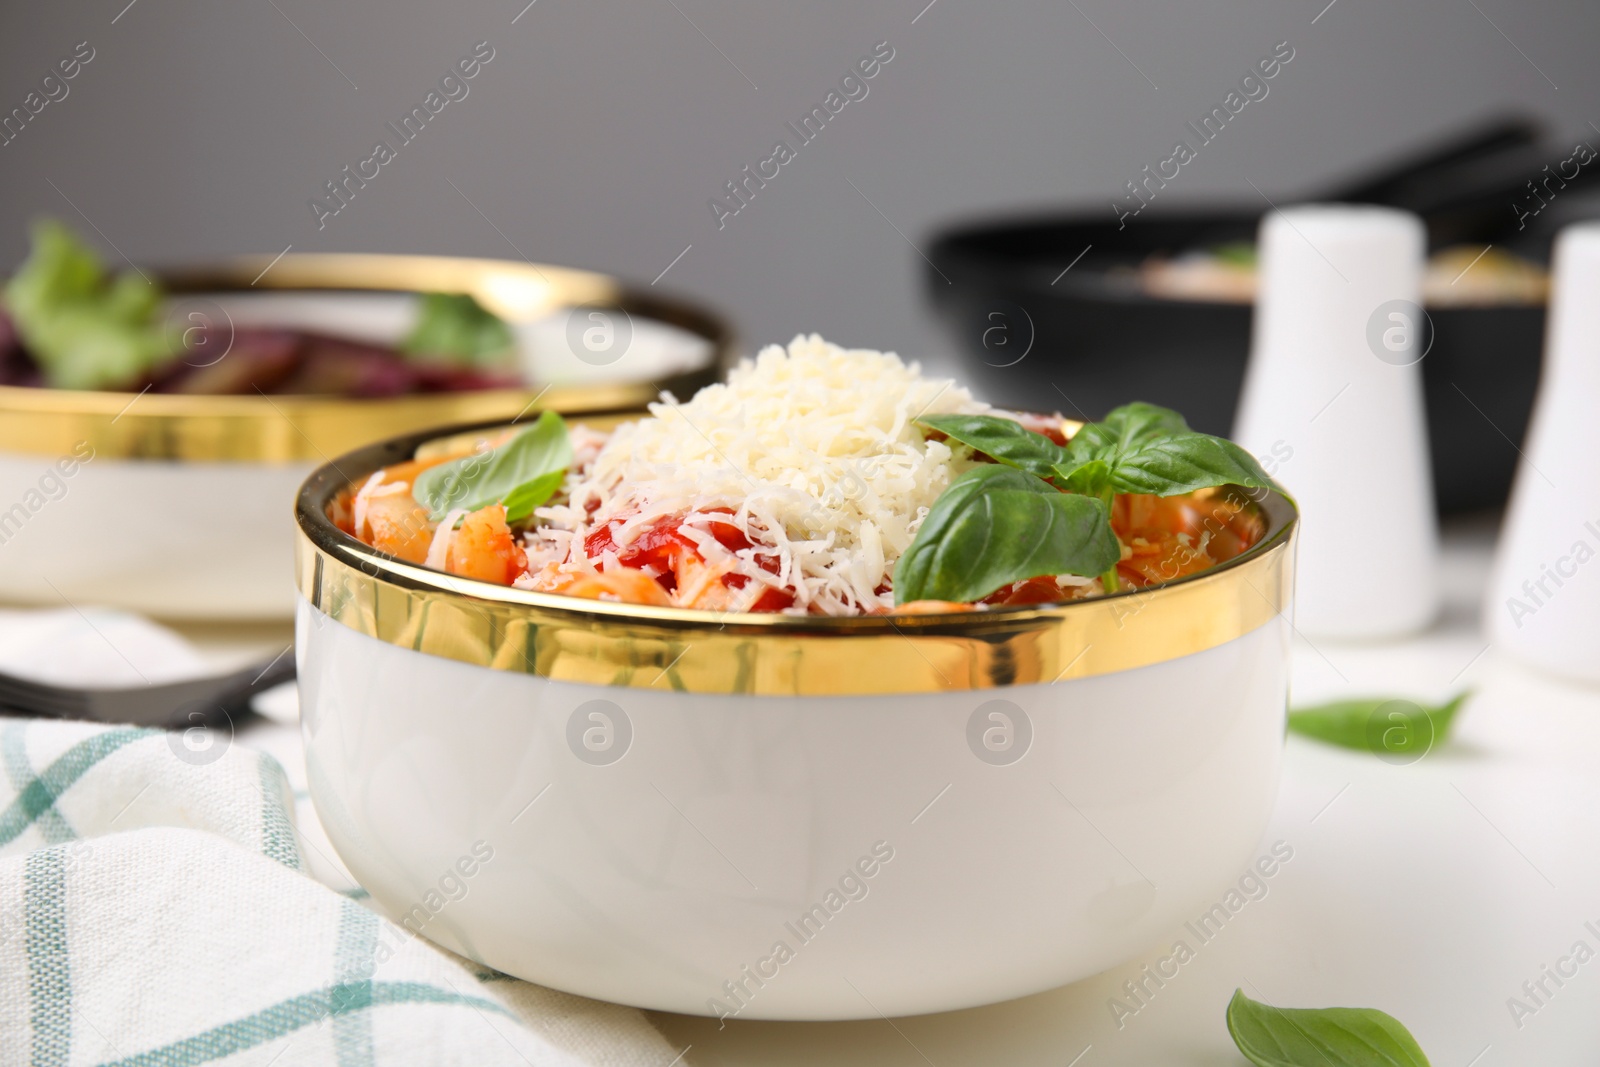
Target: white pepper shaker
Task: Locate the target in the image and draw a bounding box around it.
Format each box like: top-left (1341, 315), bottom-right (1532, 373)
top-left (1485, 221), bottom-right (1600, 681)
top-left (1233, 204), bottom-right (1439, 639)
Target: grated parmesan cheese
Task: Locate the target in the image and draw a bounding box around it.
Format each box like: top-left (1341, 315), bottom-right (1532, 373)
top-left (425, 508), bottom-right (470, 570)
top-left (522, 335), bottom-right (995, 614)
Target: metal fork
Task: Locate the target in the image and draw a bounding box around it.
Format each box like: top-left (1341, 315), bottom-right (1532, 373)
top-left (0, 651), bottom-right (296, 729)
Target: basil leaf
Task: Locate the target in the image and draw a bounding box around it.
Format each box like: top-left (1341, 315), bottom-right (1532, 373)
top-left (1064, 401), bottom-right (1191, 466)
top-left (1287, 692), bottom-right (1468, 757)
top-left (413, 411), bottom-right (572, 520)
top-left (1226, 988), bottom-right (1432, 1067)
top-left (1101, 432), bottom-right (1280, 496)
top-left (500, 469), bottom-right (566, 523)
top-left (1057, 458), bottom-right (1112, 499)
top-left (401, 292), bottom-right (515, 368)
top-left (1057, 402), bottom-right (1280, 499)
top-left (893, 465), bottom-right (1121, 605)
top-left (917, 414), bottom-right (1067, 478)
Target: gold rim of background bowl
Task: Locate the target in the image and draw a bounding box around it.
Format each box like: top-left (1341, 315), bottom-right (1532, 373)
top-left (0, 254), bottom-right (733, 463)
top-left (295, 418), bottom-right (1299, 696)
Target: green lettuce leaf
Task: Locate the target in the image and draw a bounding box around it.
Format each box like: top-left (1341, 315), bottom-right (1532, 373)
top-left (4, 220), bottom-right (171, 390)
top-left (401, 292), bottom-right (515, 368)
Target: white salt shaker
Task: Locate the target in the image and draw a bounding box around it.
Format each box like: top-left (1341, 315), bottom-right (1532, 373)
top-left (1233, 204), bottom-right (1439, 639)
top-left (1485, 222), bottom-right (1600, 681)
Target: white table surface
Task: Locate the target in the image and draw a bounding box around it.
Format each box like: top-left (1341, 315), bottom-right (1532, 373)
top-left (189, 517), bottom-right (1600, 1066)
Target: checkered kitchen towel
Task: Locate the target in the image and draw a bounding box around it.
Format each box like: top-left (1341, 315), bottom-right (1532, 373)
top-left (0, 717), bottom-right (683, 1067)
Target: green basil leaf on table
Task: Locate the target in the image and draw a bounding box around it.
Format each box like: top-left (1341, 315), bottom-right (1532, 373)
top-left (1287, 692), bottom-right (1469, 757)
top-left (893, 465), bottom-right (1121, 605)
top-left (413, 410), bottom-right (573, 520)
top-left (916, 414), bottom-right (1067, 479)
top-left (401, 292), bottom-right (515, 368)
top-left (1226, 988), bottom-right (1432, 1067)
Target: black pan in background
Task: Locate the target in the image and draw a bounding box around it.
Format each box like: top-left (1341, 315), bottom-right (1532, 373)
top-left (923, 207), bottom-right (1544, 514)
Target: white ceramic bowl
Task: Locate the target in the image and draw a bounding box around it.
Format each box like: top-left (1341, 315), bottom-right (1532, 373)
top-left (294, 426), bottom-right (1297, 1019)
top-left (0, 254), bottom-right (728, 619)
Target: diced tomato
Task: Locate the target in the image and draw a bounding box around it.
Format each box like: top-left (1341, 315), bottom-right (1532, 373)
top-left (583, 509), bottom-right (793, 609)
top-left (699, 510), bottom-right (783, 576)
top-left (584, 515), bottom-right (696, 589)
top-left (696, 507), bottom-right (752, 551)
top-left (982, 575), bottom-right (1075, 606)
top-left (1110, 493), bottom-right (1257, 588)
top-left (723, 578), bottom-right (794, 612)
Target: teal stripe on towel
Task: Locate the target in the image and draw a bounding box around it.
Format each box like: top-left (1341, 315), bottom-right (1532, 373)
top-left (95, 982), bottom-right (517, 1067)
top-left (26, 847), bottom-right (71, 1067)
top-left (0, 729), bottom-right (147, 849)
top-left (257, 755), bottom-right (302, 869)
top-left (332, 900), bottom-right (379, 1067)
top-left (2, 722), bottom-right (75, 845)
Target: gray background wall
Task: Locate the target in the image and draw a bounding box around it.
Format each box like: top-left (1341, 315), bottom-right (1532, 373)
top-left (1, 0), bottom-right (1595, 374)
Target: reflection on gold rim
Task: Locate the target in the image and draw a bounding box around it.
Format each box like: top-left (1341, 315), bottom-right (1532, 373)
top-left (0, 254), bottom-right (733, 463)
top-left (293, 420), bottom-right (1298, 695)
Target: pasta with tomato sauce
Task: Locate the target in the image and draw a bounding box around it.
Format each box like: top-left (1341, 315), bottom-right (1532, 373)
top-left (334, 336), bottom-right (1265, 615)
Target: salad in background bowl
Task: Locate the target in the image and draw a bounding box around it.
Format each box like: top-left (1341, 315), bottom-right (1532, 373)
top-left (0, 221), bottom-right (533, 396)
top-left (1138, 239), bottom-right (1548, 307)
top-left (293, 336), bottom-right (1298, 1018)
top-left (0, 223), bottom-right (731, 618)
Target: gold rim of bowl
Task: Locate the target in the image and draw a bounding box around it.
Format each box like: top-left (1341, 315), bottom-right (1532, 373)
top-left (0, 253), bottom-right (734, 463)
top-left (294, 419), bottom-right (1299, 696)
